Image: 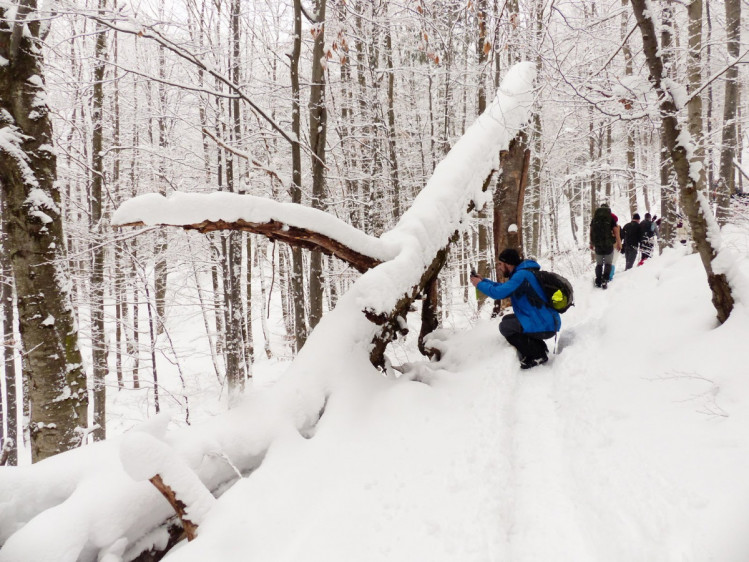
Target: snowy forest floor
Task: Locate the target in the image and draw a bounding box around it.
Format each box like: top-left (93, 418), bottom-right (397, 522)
top-left (3, 230), bottom-right (749, 562)
top-left (163, 239), bottom-right (749, 561)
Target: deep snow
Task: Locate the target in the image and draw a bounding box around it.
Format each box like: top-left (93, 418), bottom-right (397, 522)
top-left (2, 241), bottom-right (749, 561)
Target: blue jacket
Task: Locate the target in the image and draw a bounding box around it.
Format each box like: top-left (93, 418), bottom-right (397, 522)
top-left (477, 260), bottom-right (561, 333)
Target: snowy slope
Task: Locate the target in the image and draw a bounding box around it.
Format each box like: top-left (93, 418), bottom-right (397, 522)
top-left (159, 246), bottom-right (749, 562)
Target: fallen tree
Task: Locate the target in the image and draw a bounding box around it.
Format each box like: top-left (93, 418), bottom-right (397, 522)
top-left (0, 62), bottom-right (536, 561)
top-left (111, 60), bottom-right (535, 366)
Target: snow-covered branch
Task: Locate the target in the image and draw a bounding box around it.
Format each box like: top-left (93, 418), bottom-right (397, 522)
top-left (112, 192), bottom-right (396, 272)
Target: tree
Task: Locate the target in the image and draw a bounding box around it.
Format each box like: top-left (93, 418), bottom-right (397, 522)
top-left (289, 0), bottom-right (309, 350)
top-left (1, 199), bottom-right (18, 465)
top-left (90, 0), bottom-right (108, 441)
top-left (716, 0), bottom-right (741, 224)
top-left (0, 1), bottom-right (88, 461)
top-left (308, 0), bottom-right (328, 331)
top-left (630, 0), bottom-right (734, 324)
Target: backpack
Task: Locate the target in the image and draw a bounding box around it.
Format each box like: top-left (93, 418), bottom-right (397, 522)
top-left (532, 270), bottom-right (574, 313)
top-left (590, 206), bottom-right (614, 251)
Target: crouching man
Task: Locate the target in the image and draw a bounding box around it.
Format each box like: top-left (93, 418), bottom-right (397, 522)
top-left (470, 248), bottom-right (561, 370)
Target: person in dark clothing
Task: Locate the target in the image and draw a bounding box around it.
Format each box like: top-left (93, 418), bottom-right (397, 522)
top-left (639, 212), bottom-right (655, 265)
top-left (621, 213), bottom-right (642, 270)
top-left (589, 204), bottom-right (622, 289)
top-left (470, 248), bottom-right (561, 370)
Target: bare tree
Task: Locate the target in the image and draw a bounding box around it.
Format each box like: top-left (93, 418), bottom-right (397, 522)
top-left (0, 1), bottom-right (89, 461)
top-left (716, 0), bottom-right (741, 223)
top-left (631, 0), bottom-right (734, 324)
top-left (308, 0), bottom-right (328, 331)
top-left (90, 0), bottom-right (108, 441)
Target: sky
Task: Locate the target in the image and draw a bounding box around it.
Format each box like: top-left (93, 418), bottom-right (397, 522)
top-left (2, 61), bottom-right (749, 561)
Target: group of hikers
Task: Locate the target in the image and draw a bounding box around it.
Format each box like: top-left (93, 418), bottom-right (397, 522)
top-left (590, 204), bottom-right (660, 288)
top-left (468, 204), bottom-right (668, 370)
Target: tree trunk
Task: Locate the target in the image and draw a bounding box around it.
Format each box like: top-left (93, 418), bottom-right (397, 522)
top-left (384, 12), bottom-right (402, 220)
top-left (1, 201), bottom-right (18, 465)
top-left (476, 0), bottom-right (491, 306)
top-left (308, 0), bottom-right (328, 331)
top-left (659, 0), bottom-right (677, 243)
top-left (717, 0), bottom-right (740, 223)
top-left (289, 0), bottom-right (308, 351)
top-left (154, 45), bottom-right (168, 333)
top-left (90, 0), bottom-right (108, 441)
top-left (493, 135), bottom-right (530, 316)
top-left (631, 0), bottom-right (734, 324)
top-left (0, 3), bottom-right (89, 461)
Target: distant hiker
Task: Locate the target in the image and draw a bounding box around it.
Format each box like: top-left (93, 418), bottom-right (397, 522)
top-left (652, 215), bottom-right (661, 238)
top-left (589, 204), bottom-right (621, 288)
top-left (609, 212), bottom-right (621, 281)
top-left (621, 213), bottom-right (642, 270)
top-left (677, 220), bottom-right (689, 246)
top-left (470, 248), bottom-right (561, 370)
top-left (638, 212), bottom-right (656, 265)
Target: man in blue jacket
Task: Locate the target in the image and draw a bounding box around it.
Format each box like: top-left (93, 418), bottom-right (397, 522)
top-left (470, 248), bottom-right (561, 369)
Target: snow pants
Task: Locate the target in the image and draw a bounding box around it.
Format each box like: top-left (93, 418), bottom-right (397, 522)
top-left (499, 314), bottom-right (556, 363)
top-left (594, 250), bottom-right (614, 284)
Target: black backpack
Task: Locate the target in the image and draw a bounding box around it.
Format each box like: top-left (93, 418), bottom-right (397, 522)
top-left (590, 206), bottom-right (614, 252)
top-left (532, 270), bottom-right (574, 313)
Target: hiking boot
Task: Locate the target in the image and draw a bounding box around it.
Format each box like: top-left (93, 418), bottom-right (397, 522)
top-left (594, 278), bottom-right (602, 288)
top-left (520, 355), bottom-right (548, 370)
top-left (601, 280), bottom-right (608, 289)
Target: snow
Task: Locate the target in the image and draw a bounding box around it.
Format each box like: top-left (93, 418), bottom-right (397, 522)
top-left (0, 126), bottom-right (38, 188)
top-left (3, 61), bottom-right (749, 561)
top-left (2, 244), bottom-right (749, 561)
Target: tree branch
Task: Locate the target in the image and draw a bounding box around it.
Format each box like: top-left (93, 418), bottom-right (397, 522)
top-left (112, 192), bottom-right (392, 272)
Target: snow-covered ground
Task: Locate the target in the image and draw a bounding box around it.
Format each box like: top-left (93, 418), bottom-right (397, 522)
top-left (159, 245), bottom-right (749, 562)
top-left (3, 238), bottom-right (749, 562)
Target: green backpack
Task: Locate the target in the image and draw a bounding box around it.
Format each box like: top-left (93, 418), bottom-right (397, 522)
top-left (590, 206), bottom-right (614, 252)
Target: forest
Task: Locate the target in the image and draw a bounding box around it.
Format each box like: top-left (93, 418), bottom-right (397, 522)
top-left (1, 0), bottom-right (749, 559)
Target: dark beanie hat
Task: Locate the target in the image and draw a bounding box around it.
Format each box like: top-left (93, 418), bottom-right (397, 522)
top-left (498, 248), bottom-right (522, 266)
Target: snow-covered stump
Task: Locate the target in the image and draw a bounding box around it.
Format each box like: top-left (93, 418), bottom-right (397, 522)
top-left (120, 432), bottom-right (216, 541)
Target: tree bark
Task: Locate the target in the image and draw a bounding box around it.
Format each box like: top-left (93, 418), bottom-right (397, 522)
top-left (289, 0), bottom-right (308, 351)
top-left (90, 0), bottom-right (108, 441)
top-left (476, 0), bottom-right (491, 306)
top-left (717, 0), bottom-right (740, 223)
top-left (1, 200), bottom-right (18, 465)
top-left (308, 0), bottom-right (328, 331)
top-left (0, 2), bottom-right (89, 461)
top-left (631, 0), bottom-right (734, 324)
top-left (659, 0), bottom-right (677, 244)
top-left (492, 135), bottom-right (530, 316)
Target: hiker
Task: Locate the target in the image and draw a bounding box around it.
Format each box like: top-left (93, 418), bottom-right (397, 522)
top-left (652, 215), bottom-right (661, 238)
top-left (589, 204), bottom-right (621, 288)
top-left (609, 212), bottom-right (621, 281)
top-left (638, 212), bottom-right (656, 265)
top-left (676, 220), bottom-right (689, 246)
top-left (470, 248), bottom-right (561, 370)
top-left (621, 213), bottom-right (642, 270)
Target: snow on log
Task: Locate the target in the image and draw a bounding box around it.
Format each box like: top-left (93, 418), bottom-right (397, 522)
top-left (120, 431), bottom-right (217, 541)
top-left (112, 192), bottom-right (397, 272)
